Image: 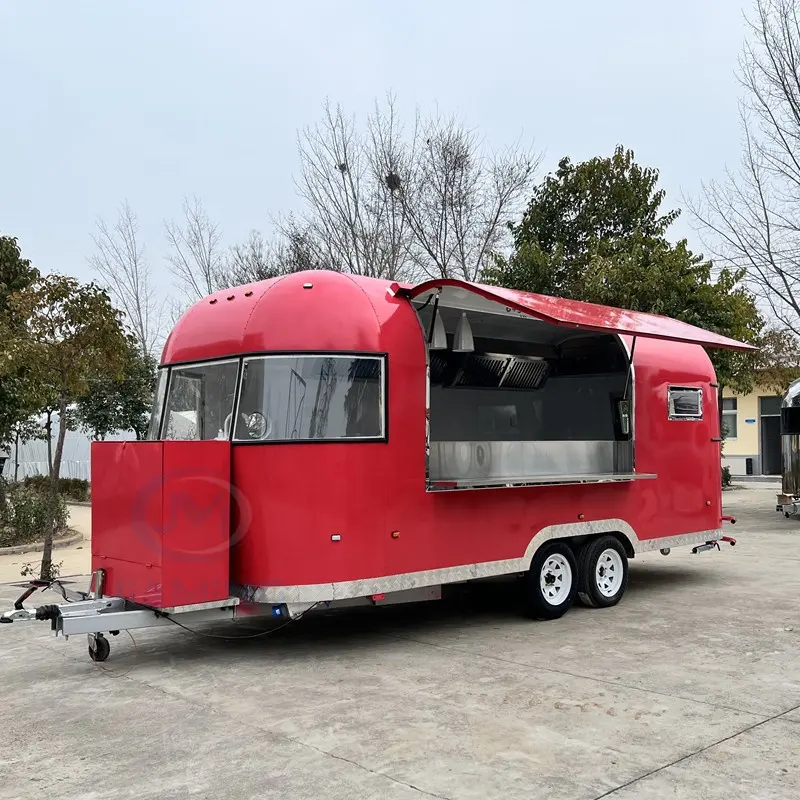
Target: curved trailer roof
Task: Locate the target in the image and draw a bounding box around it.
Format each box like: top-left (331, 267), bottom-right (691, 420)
top-left (162, 271), bottom-right (756, 365)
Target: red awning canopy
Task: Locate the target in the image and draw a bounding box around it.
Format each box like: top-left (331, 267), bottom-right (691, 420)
top-left (396, 279), bottom-right (756, 352)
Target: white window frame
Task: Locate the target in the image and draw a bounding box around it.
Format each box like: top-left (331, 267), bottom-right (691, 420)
top-left (722, 397), bottom-right (738, 440)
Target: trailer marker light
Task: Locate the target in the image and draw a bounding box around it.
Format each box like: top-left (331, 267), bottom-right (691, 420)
top-left (331, 534), bottom-right (341, 542)
top-left (372, 594), bottom-right (385, 602)
top-left (272, 606), bottom-right (284, 617)
top-left (578, 513), bottom-right (585, 520)
top-left (303, 282), bottom-right (313, 289)
top-left (391, 531), bottom-right (400, 539)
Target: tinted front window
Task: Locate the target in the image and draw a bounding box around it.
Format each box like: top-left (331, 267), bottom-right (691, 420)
top-left (162, 360), bottom-right (239, 440)
top-left (234, 355), bottom-right (384, 441)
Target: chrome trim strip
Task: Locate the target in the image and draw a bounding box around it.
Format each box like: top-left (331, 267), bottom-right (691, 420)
top-left (238, 522), bottom-right (725, 604)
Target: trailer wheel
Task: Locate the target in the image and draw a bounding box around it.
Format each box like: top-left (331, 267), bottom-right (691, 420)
top-left (523, 542), bottom-right (578, 620)
top-left (577, 535), bottom-right (629, 609)
top-left (88, 634), bottom-right (110, 663)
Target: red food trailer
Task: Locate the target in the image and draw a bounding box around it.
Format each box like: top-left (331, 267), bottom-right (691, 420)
top-left (2, 270), bottom-right (749, 662)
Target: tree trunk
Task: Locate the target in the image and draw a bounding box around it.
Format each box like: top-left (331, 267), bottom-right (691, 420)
top-left (40, 398), bottom-right (67, 580)
top-left (0, 436), bottom-right (8, 507)
top-left (45, 410), bottom-right (53, 476)
top-left (14, 428), bottom-right (20, 482)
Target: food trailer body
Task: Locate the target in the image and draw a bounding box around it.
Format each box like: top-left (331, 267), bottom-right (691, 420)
top-left (2, 270), bottom-right (748, 661)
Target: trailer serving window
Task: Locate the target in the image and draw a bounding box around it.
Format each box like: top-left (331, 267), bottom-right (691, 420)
top-left (413, 294), bottom-right (639, 489)
top-left (233, 354), bottom-right (385, 442)
top-left (396, 277), bottom-right (753, 489)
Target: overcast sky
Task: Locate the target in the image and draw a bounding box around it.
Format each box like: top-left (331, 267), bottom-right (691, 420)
top-left (1, 0), bottom-right (747, 298)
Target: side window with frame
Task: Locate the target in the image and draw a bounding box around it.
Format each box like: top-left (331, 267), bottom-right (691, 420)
top-left (722, 397), bottom-right (738, 439)
top-left (668, 386), bottom-right (703, 420)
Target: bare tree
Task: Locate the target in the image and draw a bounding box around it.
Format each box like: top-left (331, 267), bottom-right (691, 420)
top-left (288, 98), bottom-right (411, 279)
top-left (90, 202), bottom-right (163, 355)
top-left (393, 115), bottom-right (538, 281)
top-left (225, 231), bottom-right (274, 285)
top-left (692, 0), bottom-right (800, 336)
top-left (289, 95), bottom-right (540, 282)
top-left (165, 196), bottom-right (225, 300)
top-left (222, 226), bottom-right (325, 286)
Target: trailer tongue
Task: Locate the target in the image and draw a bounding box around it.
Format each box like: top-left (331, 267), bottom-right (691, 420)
top-left (1, 270), bottom-right (749, 663)
top-left (1, 583), bottom-right (244, 663)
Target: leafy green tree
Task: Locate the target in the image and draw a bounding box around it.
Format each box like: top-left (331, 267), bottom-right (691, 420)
top-left (0, 237), bottom-right (40, 446)
top-left (486, 147), bottom-right (764, 393)
top-left (76, 339), bottom-right (157, 441)
top-left (0, 275), bottom-right (129, 578)
top-left (0, 237), bottom-right (39, 314)
top-left (749, 327), bottom-right (800, 394)
top-left (0, 237), bottom-right (40, 504)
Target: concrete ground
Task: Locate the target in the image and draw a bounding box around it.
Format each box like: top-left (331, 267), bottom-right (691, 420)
top-left (0, 485), bottom-right (798, 800)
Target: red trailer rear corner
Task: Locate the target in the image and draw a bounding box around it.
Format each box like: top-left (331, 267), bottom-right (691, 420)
top-left (1, 270), bottom-right (750, 662)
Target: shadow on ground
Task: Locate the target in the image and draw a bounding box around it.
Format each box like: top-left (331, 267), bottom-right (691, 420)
top-left (91, 561), bottom-right (715, 670)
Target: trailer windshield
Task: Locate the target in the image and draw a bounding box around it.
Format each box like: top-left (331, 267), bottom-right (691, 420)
top-left (234, 354), bottom-right (385, 441)
top-left (160, 360), bottom-right (240, 440)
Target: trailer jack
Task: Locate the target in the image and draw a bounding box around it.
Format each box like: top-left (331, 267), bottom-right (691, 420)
top-left (692, 535), bottom-right (736, 554)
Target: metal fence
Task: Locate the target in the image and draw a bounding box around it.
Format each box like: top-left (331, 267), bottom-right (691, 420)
top-left (1, 416), bottom-right (133, 482)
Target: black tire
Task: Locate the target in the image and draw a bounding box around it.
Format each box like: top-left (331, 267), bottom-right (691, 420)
top-left (89, 635), bottom-right (110, 663)
top-left (577, 535), bottom-right (629, 609)
top-left (523, 541), bottom-right (578, 620)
